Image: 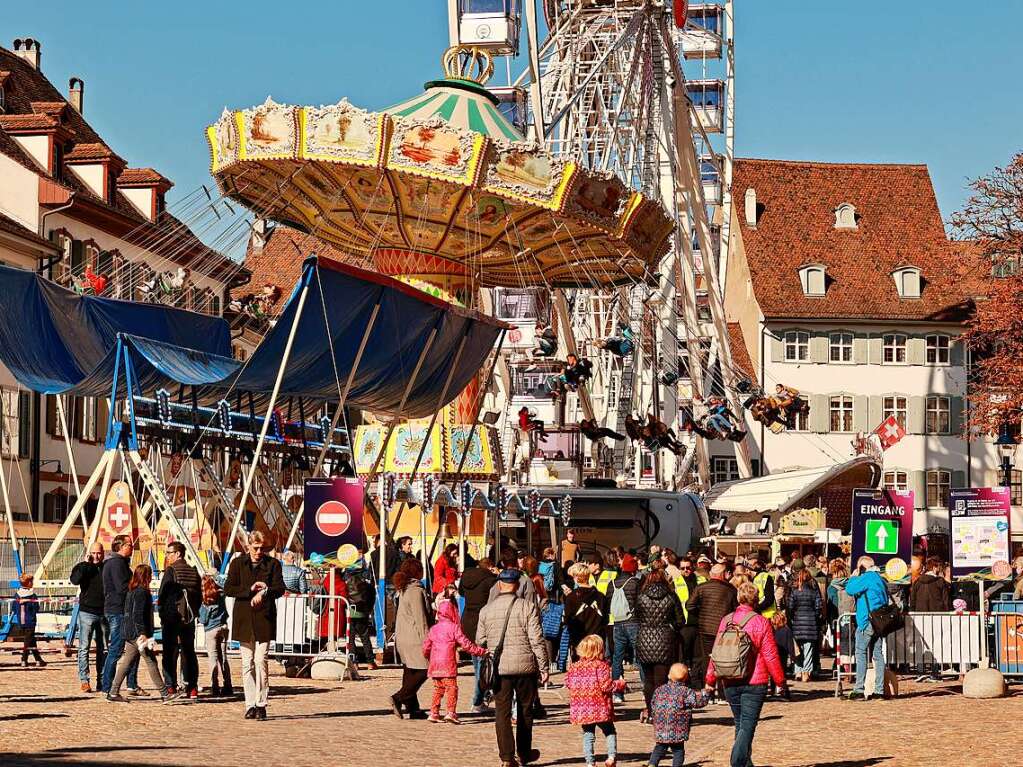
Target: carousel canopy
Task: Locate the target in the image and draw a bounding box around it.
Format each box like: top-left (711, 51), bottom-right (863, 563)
top-left (205, 46), bottom-right (674, 288)
top-left (0, 259), bottom-right (506, 418)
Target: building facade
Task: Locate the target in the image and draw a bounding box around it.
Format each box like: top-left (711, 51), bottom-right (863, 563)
top-left (0, 39), bottom-right (247, 548)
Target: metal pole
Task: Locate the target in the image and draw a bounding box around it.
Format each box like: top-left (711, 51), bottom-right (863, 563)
top-left (524, 0), bottom-right (547, 143)
top-left (55, 395), bottom-right (83, 499)
top-left (222, 275), bottom-right (313, 573)
top-left (455, 330), bottom-right (508, 477)
top-left (0, 455), bottom-right (20, 576)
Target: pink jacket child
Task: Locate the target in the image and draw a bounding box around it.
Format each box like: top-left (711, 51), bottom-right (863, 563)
top-left (422, 599), bottom-right (487, 678)
top-left (705, 604), bottom-right (786, 688)
top-left (565, 657), bottom-right (626, 724)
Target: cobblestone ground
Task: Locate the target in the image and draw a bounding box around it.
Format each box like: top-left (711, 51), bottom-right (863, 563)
top-left (0, 644), bottom-right (1018, 766)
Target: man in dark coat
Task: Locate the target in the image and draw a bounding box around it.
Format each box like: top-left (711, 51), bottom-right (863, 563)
top-left (225, 531), bottom-right (286, 720)
top-left (685, 563), bottom-right (738, 686)
top-left (100, 535), bottom-right (136, 694)
top-left (158, 541), bottom-right (203, 698)
top-left (70, 542), bottom-right (106, 692)
top-left (459, 558), bottom-right (499, 712)
top-left (910, 557), bottom-right (951, 612)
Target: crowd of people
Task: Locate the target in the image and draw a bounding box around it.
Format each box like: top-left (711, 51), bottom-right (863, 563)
top-left (7, 525), bottom-right (984, 767)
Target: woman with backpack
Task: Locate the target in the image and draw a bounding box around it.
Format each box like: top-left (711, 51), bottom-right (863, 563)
top-left (563, 563), bottom-right (609, 660)
top-left (634, 567), bottom-right (685, 721)
top-left (787, 568), bottom-right (822, 683)
top-left (705, 582), bottom-right (787, 767)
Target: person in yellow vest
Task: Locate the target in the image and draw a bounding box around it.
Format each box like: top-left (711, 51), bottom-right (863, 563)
top-left (669, 555), bottom-right (700, 668)
top-left (593, 553), bottom-right (618, 655)
top-left (747, 553), bottom-right (777, 619)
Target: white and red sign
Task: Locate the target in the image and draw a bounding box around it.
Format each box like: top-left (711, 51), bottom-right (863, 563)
top-left (315, 501), bottom-right (352, 537)
top-left (874, 415), bottom-right (906, 451)
top-left (108, 503), bottom-right (131, 531)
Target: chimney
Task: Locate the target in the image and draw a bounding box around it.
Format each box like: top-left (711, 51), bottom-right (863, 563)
top-left (68, 77), bottom-right (84, 113)
top-left (13, 38), bottom-right (41, 70)
top-left (744, 187), bottom-right (757, 228)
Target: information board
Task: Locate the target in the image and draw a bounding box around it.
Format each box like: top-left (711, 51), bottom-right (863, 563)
top-left (851, 488), bottom-right (914, 573)
top-left (949, 487), bottom-right (1011, 577)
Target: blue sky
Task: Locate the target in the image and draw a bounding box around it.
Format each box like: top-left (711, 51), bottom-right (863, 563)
top-left (6, 1), bottom-right (1021, 232)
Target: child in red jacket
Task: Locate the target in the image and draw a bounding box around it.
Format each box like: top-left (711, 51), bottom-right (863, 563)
top-left (422, 596), bottom-right (487, 724)
top-left (565, 634), bottom-right (625, 767)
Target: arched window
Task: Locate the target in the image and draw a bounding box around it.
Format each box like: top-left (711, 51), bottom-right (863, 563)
top-left (892, 266), bottom-right (922, 298)
top-left (797, 264), bottom-right (827, 296)
top-left (834, 203), bottom-right (857, 229)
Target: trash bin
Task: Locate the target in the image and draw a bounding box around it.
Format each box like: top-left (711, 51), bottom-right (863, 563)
top-left (990, 601), bottom-right (1023, 676)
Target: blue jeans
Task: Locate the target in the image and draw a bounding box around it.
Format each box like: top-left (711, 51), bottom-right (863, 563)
top-left (77, 610), bottom-right (107, 683)
top-left (708, 413), bottom-right (733, 434)
top-left (101, 614), bottom-right (137, 692)
top-left (471, 654), bottom-right (486, 707)
top-left (723, 683), bottom-right (767, 767)
top-left (581, 721), bottom-right (617, 765)
top-left (650, 742), bottom-right (685, 767)
top-left (795, 640), bottom-right (816, 675)
top-left (854, 622), bottom-right (885, 695)
top-left (611, 622), bottom-right (639, 682)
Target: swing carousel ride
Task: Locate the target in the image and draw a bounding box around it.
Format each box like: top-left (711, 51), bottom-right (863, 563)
top-left (0, 1), bottom-right (814, 602)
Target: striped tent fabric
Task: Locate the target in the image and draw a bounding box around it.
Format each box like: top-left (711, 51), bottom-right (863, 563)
top-left (387, 80), bottom-right (524, 141)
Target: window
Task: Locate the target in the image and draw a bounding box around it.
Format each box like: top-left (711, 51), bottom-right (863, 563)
top-left (232, 344), bottom-right (248, 362)
top-left (495, 288), bottom-right (548, 322)
top-left (926, 469), bottom-right (951, 508)
top-left (882, 334), bottom-right (907, 364)
top-left (993, 257), bottom-right (1019, 278)
top-left (882, 396), bottom-right (907, 429)
top-left (43, 490), bottom-right (70, 524)
top-left (829, 332), bottom-right (853, 363)
top-left (926, 334), bottom-right (950, 364)
top-left (798, 265), bottom-right (826, 297)
top-left (511, 366), bottom-right (557, 397)
top-left (687, 83), bottom-right (721, 108)
top-left (833, 203), bottom-right (857, 229)
top-left (0, 389), bottom-right (20, 457)
top-left (711, 457), bottom-right (739, 486)
top-left (1011, 470), bottom-right (1022, 507)
top-left (829, 395), bottom-right (854, 432)
top-left (925, 396), bottom-right (950, 435)
top-left (691, 7), bottom-right (721, 33)
top-left (784, 331), bottom-right (809, 362)
top-left (893, 267), bottom-right (922, 298)
top-left (883, 470), bottom-right (909, 492)
top-left (80, 398), bottom-right (98, 443)
top-left (790, 406), bottom-right (809, 432)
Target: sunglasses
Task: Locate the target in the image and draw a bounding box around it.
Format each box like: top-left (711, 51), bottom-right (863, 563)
top-left (251, 546), bottom-right (266, 551)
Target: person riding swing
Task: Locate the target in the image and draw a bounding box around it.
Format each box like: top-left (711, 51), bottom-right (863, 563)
top-left (597, 324), bottom-right (635, 358)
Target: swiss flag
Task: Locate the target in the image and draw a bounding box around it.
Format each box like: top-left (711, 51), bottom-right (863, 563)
top-left (874, 415), bottom-right (906, 451)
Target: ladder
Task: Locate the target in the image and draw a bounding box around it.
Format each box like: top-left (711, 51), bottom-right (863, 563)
top-left (256, 465), bottom-right (302, 547)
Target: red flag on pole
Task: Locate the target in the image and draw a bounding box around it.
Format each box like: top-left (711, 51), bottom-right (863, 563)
top-left (674, 0), bottom-right (689, 29)
top-left (873, 415), bottom-right (906, 451)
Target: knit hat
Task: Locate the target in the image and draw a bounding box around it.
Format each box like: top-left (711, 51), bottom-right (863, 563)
top-left (620, 554), bottom-right (638, 573)
top-left (790, 557), bottom-right (805, 572)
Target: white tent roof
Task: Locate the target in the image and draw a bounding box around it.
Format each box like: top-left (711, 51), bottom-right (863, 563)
top-left (702, 457), bottom-right (881, 514)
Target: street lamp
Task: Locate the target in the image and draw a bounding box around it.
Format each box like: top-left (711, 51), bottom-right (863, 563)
top-left (995, 421), bottom-right (1019, 488)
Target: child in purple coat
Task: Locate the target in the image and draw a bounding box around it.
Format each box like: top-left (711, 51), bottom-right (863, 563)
top-left (422, 596), bottom-right (487, 724)
top-left (649, 663), bottom-right (710, 767)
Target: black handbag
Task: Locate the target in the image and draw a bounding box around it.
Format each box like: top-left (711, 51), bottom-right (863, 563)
top-left (480, 597), bottom-right (518, 693)
top-left (868, 597), bottom-right (903, 639)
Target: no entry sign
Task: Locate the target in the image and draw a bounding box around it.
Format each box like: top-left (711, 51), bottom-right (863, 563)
top-left (851, 488), bottom-right (914, 573)
top-left (304, 477), bottom-right (365, 561)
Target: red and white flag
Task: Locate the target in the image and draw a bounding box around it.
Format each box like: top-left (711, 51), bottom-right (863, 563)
top-left (874, 415), bottom-right (906, 450)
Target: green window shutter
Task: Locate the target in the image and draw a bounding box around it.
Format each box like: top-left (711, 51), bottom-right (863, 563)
top-left (811, 394), bottom-right (830, 433)
top-left (907, 395), bottom-right (925, 434)
top-left (949, 337), bottom-right (965, 367)
top-left (852, 334), bottom-right (869, 364)
top-left (853, 395), bottom-right (869, 432)
top-left (18, 391), bottom-right (31, 458)
top-left (867, 336), bottom-right (882, 365)
top-left (769, 334), bottom-right (784, 363)
top-left (70, 240), bottom-right (84, 271)
top-left (949, 396), bottom-right (965, 436)
top-left (951, 470), bottom-right (966, 491)
top-left (868, 396), bottom-right (883, 429)
top-left (910, 470), bottom-right (927, 509)
top-left (906, 336), bottom-right (926, 365)
top-left (810, 333), bottom-right (829, 364)
top-left (45, 395), bottom-right (57, 436)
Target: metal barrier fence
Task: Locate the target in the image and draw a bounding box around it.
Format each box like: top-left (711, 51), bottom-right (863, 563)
top-left (1, 596), bottom-right (78, 641)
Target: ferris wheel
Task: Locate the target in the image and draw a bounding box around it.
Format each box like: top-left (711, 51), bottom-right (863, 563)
top-left (449, 0), bottom-right (752, 488)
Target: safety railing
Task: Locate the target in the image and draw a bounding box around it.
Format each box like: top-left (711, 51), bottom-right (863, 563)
top-left (0, 596), bottom-right (79, 641)
top-left (265, 592), bottom-right (352, 660)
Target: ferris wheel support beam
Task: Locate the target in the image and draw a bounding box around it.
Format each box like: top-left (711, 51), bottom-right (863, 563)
top-left (717, 0), bottom-right (736, 291)
top-left (524, 0), bottom-right (547, 143)
top-left (553, 290), bottom-right (595, 423)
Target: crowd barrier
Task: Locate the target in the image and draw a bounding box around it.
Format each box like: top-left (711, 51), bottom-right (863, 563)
top-left (0, 596), bottom-right (78, 641)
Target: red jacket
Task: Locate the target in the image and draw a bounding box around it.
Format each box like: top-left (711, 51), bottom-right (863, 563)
top-left (433, 555), bottom-right (459, 594)
top-left (317, 569), bottom-right (349, 640)
top-left (565, 657), bottom-right (625, 725)
top-left (705, 604), bottom-right (785, 688)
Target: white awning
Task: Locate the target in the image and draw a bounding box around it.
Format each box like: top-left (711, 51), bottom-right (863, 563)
top-left (702, 457), bottom-right (881, 515)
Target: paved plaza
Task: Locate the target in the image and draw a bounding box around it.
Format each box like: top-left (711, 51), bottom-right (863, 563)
top-left (0, 647), bottom-right (1018, 766)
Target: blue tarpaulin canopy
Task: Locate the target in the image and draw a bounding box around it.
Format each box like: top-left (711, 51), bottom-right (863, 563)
top-left (0, 258), bottom-right (507, 419)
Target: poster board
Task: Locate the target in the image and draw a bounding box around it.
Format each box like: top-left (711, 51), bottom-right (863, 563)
top-left (303, 477), bottom-right (366, 565)
top-left (949, 487), bottom-right (1011, 577)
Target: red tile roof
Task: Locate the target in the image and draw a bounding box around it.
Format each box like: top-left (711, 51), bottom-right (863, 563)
top-left (726, 322), bottom-right (755, 380)
top-left (732, 158), bottom-right (988, 321)
top-left (30, 100), bottom-right (67, 116)
top-left (65, 142), bottom-right (123, 163)
top-left (0, 113), bottom-right (60, 131)
top-left (235, 224), bottom-right (370, 311)
top-left (118, 167), bottom-right (172, 187)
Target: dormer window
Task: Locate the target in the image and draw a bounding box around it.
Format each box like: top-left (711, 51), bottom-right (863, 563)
top-left (834, 202), bottom-right (857, 229)
top-left (892, 266), bottom-right (922, 298)
top-left (798, 263), bottom-right (827, 297)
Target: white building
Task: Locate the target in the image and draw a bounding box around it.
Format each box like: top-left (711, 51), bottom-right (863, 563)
top-left (719, 158), bottom-right (1016, 545)
top-left (0, 39), bottom-right (247, 547)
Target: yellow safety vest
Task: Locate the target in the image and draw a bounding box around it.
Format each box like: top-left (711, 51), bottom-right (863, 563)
top-left (673, 575), bottom-right (690, 622)
top-left (597, 570), bottom-right (618, 624)
top-left (753, 571), bottom-right (777, 618)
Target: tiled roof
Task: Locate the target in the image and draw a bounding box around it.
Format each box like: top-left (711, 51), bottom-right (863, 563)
top-left (0, 211), bottom-right (57, 251)
top-left (726, 322), bottom-right (755, 380)
top-left (732, 158), bottom-right (988, 321)
top-left (118, 167), bottom-right (171, 187)
top-left (30, 100), bottom-right (67, 116)
top-left (0, 113), bottom-right (60, 131)
top-left (234, 224), bottom-right (371, 311)
top-left (65, 142), bottom-right (123, 163)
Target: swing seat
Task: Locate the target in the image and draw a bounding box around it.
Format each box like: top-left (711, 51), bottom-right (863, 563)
top-left (726, 430), bottom-right (747, 442)
top-left (769, 422), bottom-right (786, 434)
